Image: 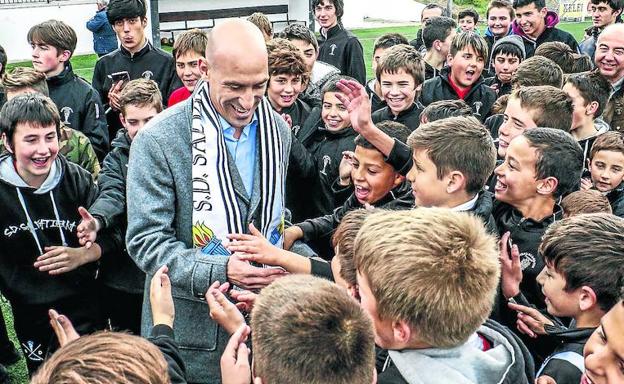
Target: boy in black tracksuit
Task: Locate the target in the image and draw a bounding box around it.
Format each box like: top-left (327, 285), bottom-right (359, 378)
top-left (0, 95), bottom-right (116, 374)
top-left (91, 0), bottom-right (181, 140)
top-left (285, 120), bottom-right (414, 258)
top-left (77, 79), bottom-right (163, 334)
top-left (313, 0), bottom-right (366, 84)
top-left (484, 35), bottom-right (526, 97)
top-left (370, 44), bottom-right (426, 131)
top-left (28, 20), bottom-right (110, 162)
top-left (584, 132), bottom-right (624, 217)
top-left (420, 32), bottom-right (496, 122)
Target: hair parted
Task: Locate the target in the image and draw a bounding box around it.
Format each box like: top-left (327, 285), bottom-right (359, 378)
top-left (589, 131), bottom-right (624, 159)
top-left (355, 120), bottom-right (411, 151)
top-left (376, 44), bottom-right (425, 86)
top-left (107, 0), bottom-right (147, 24)
top-left (27, 20), bottom-right (77, 57)
top-left (510, 86), bottom-right (573, 132)
top-left (276, 24), bottom-right (319, 52)
top-left (267, 38), bottom-right (310, 84)
top-left (522, 128), bottom-right (584, 198)
top-left (118, 78), bottom-right (163, 115)
top-left (332, 209), bottom-right (373, 287)
top-left (0, 94), bottom-right (61, 147)
top-left (354, 208), bottom-right (500, 347)
top-left (450, 31), bottom-right (489, 59)
top-left (31, 331), bottom-right (169, 384)
top-left (373, 33), bottom-right (409, 53)
top-left (247, 12), bottom-right (273, 38)
top-left (511, 56), bottom-right (563, 88)
top-left (565, 71), bottom-right (611, 118)
top-left (561, 189), bottom-right (613, 217)
top-left (421, 99), bottom-right (473, 122)
top-left (422, 17), bottom-right (457, 50)
top-left (252, 274), bottom-right (375, 384)
top-left (2, 67), bottom-right (49, 96)
top-left (487, 0), bottom-right (515, 19)
top-left (458, 8), bottom-right (479, 23)
top-left (172, 28), bottom-right (208, 59)
top-left (407, 116), bottom-right (497, 194)
top-left (539, 213), bottom-right (624, 311)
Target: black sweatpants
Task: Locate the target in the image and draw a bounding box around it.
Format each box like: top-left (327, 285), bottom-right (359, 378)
top-left (100, 285), bottom-right (143, 335)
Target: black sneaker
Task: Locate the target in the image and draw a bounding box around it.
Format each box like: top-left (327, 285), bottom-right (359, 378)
top-left (0, 343), bottom-right (20, 366)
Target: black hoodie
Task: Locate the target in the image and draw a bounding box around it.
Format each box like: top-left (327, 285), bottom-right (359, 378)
top-left (607, 182), bottom-right (624, 217)
top-left (420, 68), bottom-right (497, 122)
top-left (0, 155), bottom-right (108, 305)
top-left (47, 63), bottom-right (110, 162)
top-left (372, 102), bottom-right (424, 131)
top-left (366, 79), bottom-right (387, 113)
top-left (317, 24), bottom-right (366, 85)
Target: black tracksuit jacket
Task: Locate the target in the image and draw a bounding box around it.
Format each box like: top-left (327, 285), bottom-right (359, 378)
top-left (317, 24), bottom-right (366, 85)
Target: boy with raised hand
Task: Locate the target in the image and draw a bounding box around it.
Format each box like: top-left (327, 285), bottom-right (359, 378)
top-left (313, 0), bottom-right (366, 85)
top-left (371, 44), bottom-right (425, 130)
top-left (355, 208), bottom-right (534, 384)
top-left (484, 35), bottom-right (525, 96)
top-left (92, 0), bottom-right (181, 138)
top-left (2, 67), bottom-right (101, 179)
top-left (420, 31), bottom-right (497, 121)
top-left (366, 33), bottom-right (409, 113)
top-left (494, 129), bottom-right (583, 338)
top-left (168, 28), bottom-right (208, 107)
top-left (502, 213), bottom-right (624, 384)
top-left (484, 0), bottom-right (515, 69)
top-left (422, 16), bottom-right (457, 80)
top-left (581, 0), bottom-right (624, 61)
top-left (583, 132), bottom-right (624, 217)
top-left (512, 0), bottom-right (579, 58)
top-left (266, 38), bottom-right (311, 132)
top-left (283, 120), bottom-right (414, 256)
top-left (77, 79), bottom-right (162, 334)
top-left (28, 20), bottom-right (109, 162)
top-left (0, 94), bottom-right (116, 374)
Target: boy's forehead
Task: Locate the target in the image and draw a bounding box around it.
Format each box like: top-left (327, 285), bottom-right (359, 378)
top-left (515, 2), bottom-right (541, 12)
top-left (175, 51), bottom-right (203, 62)
top-left (373, 47), bottom-right (387, 57)
top-left (15, 121), bottom-right (56, 133)
top-left (495, 52), bottom-right (520, 60)
top-left (355, 145), bottom-right (389, 166)
top-left (593, 149), bottom-right (624, 165)
top-left (455, 45), bottom-right (483, 58)
top-left (380, 68), bottom-right (415, 81)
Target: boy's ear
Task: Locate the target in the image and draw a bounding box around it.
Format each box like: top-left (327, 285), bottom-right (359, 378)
top-left (578, 285), bottom-right (598, 312)
top-left (58, 49), bottom-right (72, 63)
top-left (119, 113), bottom-right (127, 128)
top-left (446, 170), bottom-right (467, 194)
top-left (587, 157), bottom-right (593, 172)
top-left (536, 176), bottom-right (559, 196)
top-left (586, 101), bottom-right (599, 117)
top-left (392, 320), bottom-right (413, 346)
top-left (393, 173), bottom-right (405, 188)
top-left (446, 53), bottom-right (454, 67)
top-left (538, 6), bottom-right (548, 18)
top-left (2, 132), bottom-right (12, 154)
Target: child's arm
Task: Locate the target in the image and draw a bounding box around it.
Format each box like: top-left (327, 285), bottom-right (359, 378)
top-left (89, 150), bottom-right (129, 230)
top-left (220, 325), bottom-right (252, 384)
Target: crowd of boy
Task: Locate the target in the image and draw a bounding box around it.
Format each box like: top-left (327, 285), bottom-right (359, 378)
top-left (1, 0), bottom-right (624, 383)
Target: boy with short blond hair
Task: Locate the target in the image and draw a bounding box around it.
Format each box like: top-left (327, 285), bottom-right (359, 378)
top-left (355, 208), bottom-right (534, 383)
top-left (168, 28), bottom-right (208, 106)
top-left (367, 33), bottom-right (409, 112)
top-left (420, 31), bottom-right (497, 121)
top-left (251, 275), bottom-right (375, 383)
top-left (511, 55), bottom-right (563, 88)
top-left (77, 78), bottom-right (163, 334)
top-left (585, 132), bottom-right (624, 217)
top-left (28, 19), bottom-right (109, 161)
top-left (372, 44), bottom-right (425, 130)
top-left (561, 189), bottom-right (613, 217)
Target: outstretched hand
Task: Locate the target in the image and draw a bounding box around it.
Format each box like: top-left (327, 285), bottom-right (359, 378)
top-left (334, 79), bottom-right (373, 134)
top-left (499, 231), bottom-right (522, 299)
top-left (149, 265), bottom-right (175, 328)
top-left (508, 302), bottom-right (553, 338)
top-left (220, 324), bottom-right (252, 384)
top-left (49, 309), bottom-right (80, 347)
top-left (76, 206), bottom-right (99, 248)
top-left (206, 281), bottom-right (246, 335)
top-left (227, 223), bottom-right (284, 267)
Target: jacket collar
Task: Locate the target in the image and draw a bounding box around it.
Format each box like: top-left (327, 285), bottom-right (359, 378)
top-left (46, 63), bottom-right (74, 87)
top-left (120, 39), bottom-right (151, 58)
top-left (322, 23), bottom-right (344, 39)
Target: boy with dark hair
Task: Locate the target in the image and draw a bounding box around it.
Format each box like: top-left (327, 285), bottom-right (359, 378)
top-left (407, 116), bottom-right (498, 232)
top-left (563, 71), bottom-right (611, 165)
top-left (410, 4), bottom-right (446, 53)
top-left (371, 44), bottom-right (425, 130)
top-left (277, 23), bottom-right (340, 107)
top-left (420, 99), bottom-right (472, 123)
top-left (422, 16), bottom-right (457, 80)
top-left (561, 189), bottom-right (613, 216)
top-left (247, 12), bottom-right (273, 41)
top-left (458, 8), bottom-right (479, 32)
top-left (77, 79), bottom-right (162, 334)
top-left (485, 35), bottom-right (526, 95)
top-left (495, 128), bottom-right (583, 342)
top-left (503, 213), bottom-right (624, 384)
top-left (313, 0), bottom-right (366, 84)
top-left (511, 55), bottom-right (563, 88)
top-left (535, 41), bottom-right (588, 73)
top-left (2, 67), bottom-right (101, 178)
top-left (168, 28), bottom-right (208, 106)
top-left (484, 0), bottom-right (515, 68)
top-left (420, 31), bottom-right (497, 121)
top-left (28, 19), bottom-right (109, 162)
top-left (581, 0), bottom-right (624, 61)
top-left (512, 0), bottom-right (579, 58)
top-left (0, 94), bottom-right (115, 373)
top-left (584, 132), bottom-right (624, 217)
top-left (366, 33), bottom-right (409, 113)
top-left (92, 0), bottom-right (181, 138)
top-left (355, 208), bottom-right (534, 384)
top-left (284, 120), bottom-right (414, 255)
top-left (266, 38), bottom-right (311, 132)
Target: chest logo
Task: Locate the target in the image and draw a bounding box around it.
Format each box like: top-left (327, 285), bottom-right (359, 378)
top-left (60, 106), bottom-right (73, 125)
top-left (519, 252), bottom-right (537, 271)
top-left (473, 101), bottom-right (483, 117)
top-left (142, 70), bottom-right (154, 80)
top-left (320, 155), bottom-right (332, 175)
top-left (329, 44), bottom-right (338, 56)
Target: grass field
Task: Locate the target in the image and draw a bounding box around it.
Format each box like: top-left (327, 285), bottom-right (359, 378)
top-left (1, 20), bottom-right (592, 383)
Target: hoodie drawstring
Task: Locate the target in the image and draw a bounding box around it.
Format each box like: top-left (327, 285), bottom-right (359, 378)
top-left (49, 191), bottom-right (68, 246)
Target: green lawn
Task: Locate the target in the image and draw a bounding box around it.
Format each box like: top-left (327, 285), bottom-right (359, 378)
top-left (1, 298), bottom-right (28, 384)
top-left (1, 20), bottom-right (592, 384)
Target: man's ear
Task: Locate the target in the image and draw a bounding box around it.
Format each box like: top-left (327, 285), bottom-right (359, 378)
top-left (446, 170), bottom-right (467, 194)
top-left (586, 101), bottom-right (599, 117)
top-left (2, 132), bottom-right (12, 154)
top-left (392, 320), bottom-right (413, 346)
top-left (536, 176), bottom-right (559, 196)
top-left (578, 285), bottom-right (598, 312)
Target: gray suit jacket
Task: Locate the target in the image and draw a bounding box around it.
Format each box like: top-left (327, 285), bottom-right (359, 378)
top-left (126, 96), bottom-right (291, 383)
